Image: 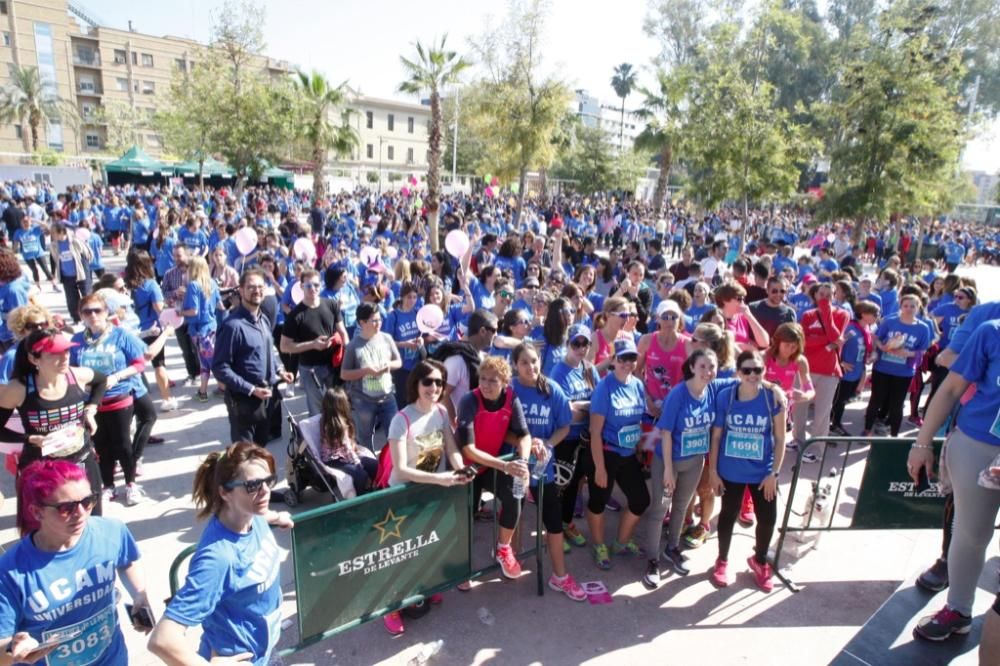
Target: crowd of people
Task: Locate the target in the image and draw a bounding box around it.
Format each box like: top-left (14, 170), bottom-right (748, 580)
top-left (0, 177), bottom-right (997, 663)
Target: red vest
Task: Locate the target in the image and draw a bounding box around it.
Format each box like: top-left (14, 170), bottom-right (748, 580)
top-left (465, 387), bottom-right (514, 469)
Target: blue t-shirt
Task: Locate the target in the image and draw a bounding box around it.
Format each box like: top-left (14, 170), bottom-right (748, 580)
top-left (87, 234), bottom-right (104, 270)
top-left (840, 321), bottom-right (867, 382)
top-left (950, 319), bottom-right (1000, 447)
top-left (70, 327), bottom-right (148, 399)
top-left (178, 227), bottom-right (209, 255)
top-left (0, 275), bottom-right (31, 343)
top-left (550, 360), bottom-right (600, 440)
top-left (132, 278), bottom-right (163, 333)
top-left (656, 379), bottom-right (737, 461)
top-left (183, 280), bottom-right (221, 337)
top-left (948, 301), bottom-right (1000, 354)
top-left (944, 241), bottom-right (965, 265)
top-left (788, 293), bottom-right (813, 321)
top-left (878, 287), bottom-right (899, 319)
top-left (384, 307), bottom-right (421, 370)
top-left (591, 373), bottom-right (646, 455)
top-left (164, 515), bottom-right (282, 666)
top-left (540, 342), bottom-right (568, 377)
top-left (57, 240), bottom-right (76, 278)
top-left (13, 226), bottom-right (44, 260)
top-left (873, 316), bottom-right (931, 377)
top-left (0, 517), bottom-right (139, 666)
top-left (512, 378), bottom-right (573, 483)
top-left (494, 255), bottom-right (527, 287)
top-left (931, 302), bottom-right (965, 349)
top-left (469, 278), bottom-right (495, 311)
top-left (713, 384), bottom-right (783, 484)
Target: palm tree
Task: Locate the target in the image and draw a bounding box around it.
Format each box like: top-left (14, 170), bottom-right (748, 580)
top-left (295, 70), bottom-right (359, 202)
top-left (0, 65), bottom-right (73, 152)
top-left (398, 35), bottom-right (470, 252)
top-left (610, 63), bottom-right (637, 152)
top-left (635, 67), bottom-right (690, 216)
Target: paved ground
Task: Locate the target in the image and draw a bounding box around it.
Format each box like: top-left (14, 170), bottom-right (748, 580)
top-left (1, 255), bottom-right (998, 666)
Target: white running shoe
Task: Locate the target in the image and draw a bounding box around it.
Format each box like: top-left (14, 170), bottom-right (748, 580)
top-left (161, 397), bottom-right (178, 412)
top-left (124, 484), bottom-right (145, 507)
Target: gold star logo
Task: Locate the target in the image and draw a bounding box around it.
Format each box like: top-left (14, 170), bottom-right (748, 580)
top-left (372, 508), bottom-right (407, 544)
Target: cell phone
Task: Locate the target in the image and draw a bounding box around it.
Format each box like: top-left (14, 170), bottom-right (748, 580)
top-left (125, 604), bottom-right (155, 629)
top-left (914, 466), bottom-right (932, 494)
top-left (460, 465), bottom-right (478, 478)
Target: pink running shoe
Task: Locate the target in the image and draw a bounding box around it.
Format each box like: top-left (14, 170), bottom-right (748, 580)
top-left (747, 556), bottom-right (774, 592)
top-left (382, 611), bottom-right (405, 635)
top-left (548, 573), bottom-right (586, 601)
top-left (496, 544), bottom-right (522, 579)
top-left (711, 558), bottom-right (730, 588)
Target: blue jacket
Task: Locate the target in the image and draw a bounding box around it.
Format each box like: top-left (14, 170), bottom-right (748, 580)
top-left (212, 306), bottom-right (283, 395)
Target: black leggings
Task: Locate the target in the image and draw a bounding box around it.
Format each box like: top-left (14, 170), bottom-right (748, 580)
top-left (25, 257), bottom-right (53, 283)
top-left (531, 480), bottom-right (563, 534)
top-left (587, 448), bottom-right (650, 517)
top-left (473, 468), bottom-right (521, 531)
top-left (557, 438), bottom-right (590, 525)
top-left (830, 378), bottom-right (860, 427)
top-left (131, 392), bottom-right (157, 462)
top-left (717, 478), bottom-right (777, 565)
top-left (864, 370), bottom-right (912, 436)
top-left (95, 405), bottom-right (136, 486)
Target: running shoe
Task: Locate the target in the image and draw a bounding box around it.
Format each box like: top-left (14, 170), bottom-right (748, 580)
top-left (710, 558), bottom-right (730, 588)
top-left (592, 543), bottom-right (612, 570)
top-left (382, 611), bottom-right (405, 635)
top-left (801, 451), bottom-right (820, 464)
top-left (161, 397), bottom-right (178, 412)
top-left (641, 560), bottom-right (660, 590)
top-left (683, 523), bottom-right (710, 549)
top-left (563, 540), bottom-right (571, 554)
top-left (873, 422), bottom-right (890, 436)
top-left (197, 391), bottom-right (209, 403)
top-left (102, 486), bottom-right (117, 503)
top-left (606, 497), bottom-right (622, 512)
top-left (747, 556), bottom-right (774, 592)
top-left (908, 415), bottom-right (924, 427)
top-left (496, 544), bottom-right (522, 579)
top-left (548, 573), bottom-right (586, 601)
top-left (612, 539), bottom-right (644, 557)
top-left (663, 546), bottom-right (690, 576)
top-left (123, 483), bottom-right (145, 507)
top-left (916, 558), bottom-right (949, 593)
top-left (564, 522), bottom-right (586, 547)
top-left (738, 493), bottom-right (755, 527)
top-left (428, 593), bottom-right (444, 605)
top-left (785, 440), bottom-right (801, 451)
top-left (913, 605), bottom-right (972, 641)
top-left (829, 424), bottom-right (850, 437)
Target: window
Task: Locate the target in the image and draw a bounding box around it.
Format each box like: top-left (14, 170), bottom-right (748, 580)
top-left (174, 58), bottom-right (186, 71)
top-left (387, 146), bottom-right (394, 161)
top-left (407, 116), bottom-right (414, 134)
top-left (85, 133), bottom-right (100, 148)
top-left (113, 49), bottom-right (126, 64)
top-left (0, 2), bottom-right (7, 15)
top-left (14, 124), bottom-right (22, 139)
top-left (116, 77), bottom-right (128, 92)
top-left (2, 32), bottom-right (10, 47)
top-left (142, 80), bottom-right (155, 95)
top-left (366, 144), bottom-right (373, 159)
top-left (80, 103), bottom-right (96, 119)
top-left (365, 111), bottom-right (373, 129)
top-left (132, 51), bottom-right (138, 65)
top-left (406, 147), bottom-right (414, 164)
top-left (77, 75), bottom-right (95, 93)
top-left (31, 173), bottom-right (52, 184)
top-left (387, 114), bottom-right (394, 131)
top-left (142, 53), bottom-right (153, 67)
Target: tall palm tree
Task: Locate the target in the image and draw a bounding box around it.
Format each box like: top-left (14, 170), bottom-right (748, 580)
top-left (635, 67), bottom-right (690, 216)
top-left (610, 63), bottom-right (637, 152)
top-left (0, 65), bottom-right (73, 152)
top-left (398, 35), bottom-right (470, 252)
top-left (295, 70), bottom-right (359, 201)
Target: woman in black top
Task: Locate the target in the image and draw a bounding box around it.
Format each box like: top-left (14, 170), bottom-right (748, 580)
top-left (0, 328), bottom-right (107, 514)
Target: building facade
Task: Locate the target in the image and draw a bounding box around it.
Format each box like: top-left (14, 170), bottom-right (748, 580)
top-left (572, 88), bottom-right (646, 152)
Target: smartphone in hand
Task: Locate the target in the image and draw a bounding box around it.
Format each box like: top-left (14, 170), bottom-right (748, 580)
top-left (125, 604), bottom-right (155, 630)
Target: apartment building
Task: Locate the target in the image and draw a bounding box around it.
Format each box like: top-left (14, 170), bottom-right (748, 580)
top-left (345, 91), bottom-right (431, 180)
top-left (572, 88), bottom-right (646, 152)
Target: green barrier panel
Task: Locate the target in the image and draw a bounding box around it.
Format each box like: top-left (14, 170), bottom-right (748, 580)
top-left (851, 439), bottom-right (946, 529)
top-left (292, 481), bottom-right (471, 646)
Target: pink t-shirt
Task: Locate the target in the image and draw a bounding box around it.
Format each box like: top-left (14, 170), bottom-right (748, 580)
top-left (644, 333), bottom-right (690, 403)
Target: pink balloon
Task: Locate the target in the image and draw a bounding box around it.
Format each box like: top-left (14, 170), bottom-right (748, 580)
top-left (484, 186), bottom-right (495, 199)
top-left (401, 187), bottom-right (411, 197)
top-left (408, 175), bottom-right (418, 186)
top-left (490, 176), bottom-right (499, 187)
top-left (291, 282), bottom-right (305, 304)
top-left (75, 227), bottom-right (91, 243)
top-left (445, 229), bottom-right (470, 259)
top-left (293, 237), bottom-right (315, 262)
top-left (160, 308), bottom-right (184, 329)
top-left (416, 304), bottom-right (444, 334)
top-left (234, 227), bottom-right (258, 255)
top-left (359, 246), bottom-right (380, 266)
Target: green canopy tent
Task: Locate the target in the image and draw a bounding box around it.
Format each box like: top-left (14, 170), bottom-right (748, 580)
top-left (172, 157), bottom-right (235, 185)
top-left (257, 163), bottom-right (294, 190)
top-left (103, 145), bottom-right (171, 185)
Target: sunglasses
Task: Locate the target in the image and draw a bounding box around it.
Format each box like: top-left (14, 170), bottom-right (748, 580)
top-left (420, 377), bottom-right (444, 388)
top-left (302, 282), bottom-right (321, 290)
top-left (25, 321), bottom-right (47, 331)
top-left (41, 492), bottom-right (100, 516)
top-left (81, 308), bottom-right (105, 316)
top-left (571, 338), bottom-right (590, 349)
top-left (618, 353), bottom-right (639, 363)
top-left (769, 289), bottom-right (787, 295)
top-left (660, 313), bottom-right (679, 321)
top-left (613, 312), bottom-right (630, 319)
top-left (498, 290), bottom-right (514, 299)
top-left (515, 319), bottom-right (532, 326)
top-left (483, 326), bottom-right (498, 334)
top-left (223, 474), bottom-right (277, 494)
top-left (739, 366), bottom-right (764, 376)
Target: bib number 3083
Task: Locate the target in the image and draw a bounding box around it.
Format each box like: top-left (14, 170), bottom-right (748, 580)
top-left (45, 605), bottom-right (115, 666)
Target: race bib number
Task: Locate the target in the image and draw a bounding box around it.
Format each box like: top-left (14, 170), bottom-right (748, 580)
top-left (22, 239), bottom-right (40, 255)
top-left (724, 431), bottom-right (765, 461)
top-left (617, 424), bottom-right (641, 451)
top-left (680, 430), bottom-right (709, 457)
top-left (59, 250), bottom-right (74, 263)
top-left (44, 604), bottom-right (115, 666)
top-left (882, 351), bottom-right (906, 365)
top-left (79, 350), bottom-right (116, 376)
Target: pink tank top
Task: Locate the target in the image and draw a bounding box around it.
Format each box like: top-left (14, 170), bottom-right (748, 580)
top-left (765, 356), bottom-right (798, 394)
top-left (644, 333), bottom-right (690, 402)
top-left (594, 329), bottom-right (613, 373)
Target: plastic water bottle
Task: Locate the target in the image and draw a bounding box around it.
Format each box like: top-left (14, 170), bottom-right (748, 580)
top-left (409, 640), bottom-right (444, 665)
top-left (529, 447), bottom-right (550, 482)
top-left (512, 471), bottom-right (526, 500)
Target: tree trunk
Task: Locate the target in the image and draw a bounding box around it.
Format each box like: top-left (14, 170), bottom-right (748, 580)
top-left (427, 89), bottom-right (443, 253)
top-left (539, 168), bottom-right (548, 205)
top-left (198, 158), bottom-right (205, 190)
top-left (312, 141), bottom-right (326, 203)
top-left (653, 142), bottom-right (672, 215)
top-left (516, 168), bottom-right (527, 225)
top-left (913, 217), bottom-right (926, 265)
top-left (30, 115), bottom-right (40, 152)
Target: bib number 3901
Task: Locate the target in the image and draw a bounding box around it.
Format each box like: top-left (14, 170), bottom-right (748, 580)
top-left (45, 605), bottom-right (115, 666)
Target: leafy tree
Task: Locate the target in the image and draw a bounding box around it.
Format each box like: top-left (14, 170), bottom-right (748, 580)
top-left (0, 65), bottom-right (76, 152)
top-left (551, 123), bottom-right (615, 193)
top-left (643, 0), bottom-right (707, 67)
top-left (610, 63), bottom-right (637, 151)
top-left (821, 3), bottom-right (968, 242)
top-left (156, 56), bottom-right (223, 187)
top-left (398, 35), bottom-right (470, 252)
top-left (635, 66), bottom-right (691, 215)
top-left (296, 70), bottom-right (358, 202)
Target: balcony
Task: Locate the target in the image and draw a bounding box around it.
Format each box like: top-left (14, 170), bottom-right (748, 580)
top-left (73, 52), bottom-right (101, 67)
top-left (76, 83), bottom-right (103, 96)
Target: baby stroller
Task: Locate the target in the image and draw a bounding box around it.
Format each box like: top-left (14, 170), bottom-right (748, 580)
top-left (282, 411), bottom-right (376, 506)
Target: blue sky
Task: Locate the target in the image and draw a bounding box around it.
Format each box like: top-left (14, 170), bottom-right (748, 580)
top-left (83, 0), bottom-right (998, 173)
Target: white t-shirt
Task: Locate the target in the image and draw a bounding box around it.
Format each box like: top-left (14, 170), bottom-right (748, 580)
top-left (444, 354), bottom-right (470, 413)
top-left (387, 403), bottom-right (450, 486)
